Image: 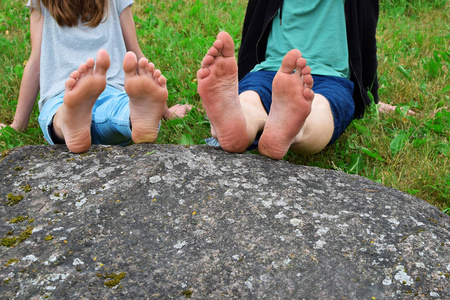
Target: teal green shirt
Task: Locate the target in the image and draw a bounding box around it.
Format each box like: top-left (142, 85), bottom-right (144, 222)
top-left (252, 0), bottom-right (349, 79)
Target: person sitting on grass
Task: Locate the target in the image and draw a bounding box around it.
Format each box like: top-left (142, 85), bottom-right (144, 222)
top-left (197, 0), bottom-right (380, 159)
top-left (1, 0), bottom-right (190, 153)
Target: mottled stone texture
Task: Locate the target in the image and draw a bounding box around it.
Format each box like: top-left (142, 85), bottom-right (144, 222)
top-left (0, 144), bottom-right (448, 299)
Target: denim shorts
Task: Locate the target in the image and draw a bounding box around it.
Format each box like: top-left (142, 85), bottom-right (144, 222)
top-left (239, 71), bottom-right (355, 146)
top-left (38, 85), bottom-right (134, 146)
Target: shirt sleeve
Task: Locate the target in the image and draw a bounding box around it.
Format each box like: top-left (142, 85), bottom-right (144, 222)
top-left (26, 0), bottom-right (35, 10)
top-left (116, 0), bottom-right (135, 15)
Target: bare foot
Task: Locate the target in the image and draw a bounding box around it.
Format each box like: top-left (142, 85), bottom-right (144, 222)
top-left (258, 49), bottom-right (314, 160)
top-left (53, 49), bottom-right (110, 153)
top-left (123, 52), bottom-right (168, 144)
top-left (197, 31), bottom-right (249, 153)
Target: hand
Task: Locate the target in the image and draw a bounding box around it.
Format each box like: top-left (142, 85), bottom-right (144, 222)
top-left (0, 122), bottom-right (24, 135)
top-left (0, 123), bottom-right (7, 136)
top-left (378, 101), bottom-right (415, 115)
top-left (164, 104), bottom-right (193, 120)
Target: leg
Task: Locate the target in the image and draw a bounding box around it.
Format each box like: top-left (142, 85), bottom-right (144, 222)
top-left (288, 94), bottom-right (335, 155)
top-left (197, 31), bottom-right (250, 153)
top-left (258, 49), bottom-right (316, 159)
top-left (89, 87), bottom-right (133, 146)
top-left (123, 52), bottom-right (168, 144)
top-left (52, 49), bottom-right (110, 153)
top-left (289, 75), bottom-right (356, 155)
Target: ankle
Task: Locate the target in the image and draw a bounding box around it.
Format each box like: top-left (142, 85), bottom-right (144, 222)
top-left (49, 115), bottom-right (65, 144)
top-left (50, 123), bottom-right (65, 144)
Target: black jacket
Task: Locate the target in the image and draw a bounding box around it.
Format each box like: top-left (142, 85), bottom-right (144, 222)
top-left (237, 0), bottom-right (379, 119)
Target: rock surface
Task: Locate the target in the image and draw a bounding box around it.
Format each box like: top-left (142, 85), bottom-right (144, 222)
top-left (0, 144), bottom-right (448, 299)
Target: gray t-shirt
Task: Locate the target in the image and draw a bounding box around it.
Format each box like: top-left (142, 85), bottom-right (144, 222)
top-left (27, 0), bottom-right (134, 110)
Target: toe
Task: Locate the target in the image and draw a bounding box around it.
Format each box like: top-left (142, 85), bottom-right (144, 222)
top-left (280, 49), bottom-right (302, 74)
top-left (158, 75), bottom-right (167, 87)
top-left (216, 31), bottom-right (235, 58)
top-left (95, 49), bottom-right (110, 76)
top-left (147, 62), bottom-right (155, 73)
top-left (69, 70), bottom-right (80, 80)
top-left (207, 45), bottom-right (219, 57)
top-left (201, 55), bottom-right (215, 68)
top-left (77, 63), bottom-right (88, 75)
top-left (65, 77), bottom-right (77, 90)
top-left (138, 58), bottom-right (149, 75)
top-left (123, 52), bottom-right (138, 75)
top-left (197, 67), bottom-right (210, 80)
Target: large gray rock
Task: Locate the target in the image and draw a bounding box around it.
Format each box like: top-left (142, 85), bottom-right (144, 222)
top-left (0, 144), bottom-right (448, 299)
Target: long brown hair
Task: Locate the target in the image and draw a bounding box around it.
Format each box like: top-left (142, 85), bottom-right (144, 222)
top-left (37, 0), bottom-right (109, 27)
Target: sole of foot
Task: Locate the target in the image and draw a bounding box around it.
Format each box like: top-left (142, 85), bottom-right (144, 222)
top-left (123, 52), bottom-right (168, 144)
top-left (258, 49), bottom-right (314, 160)
top-left (197, 31), bottom-right (249, 153)
top-left (58, 49), bottom-right (110, 153)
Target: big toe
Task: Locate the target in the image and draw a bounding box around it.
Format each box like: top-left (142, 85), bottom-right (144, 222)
top-left (280, 49), bottom-right (302, 74)
top-left (216, 31), bottom-right (235, 58)
top-left (95, 49), bottom-right (111, 76)
top-left (123, 51), bottom-right (138, 75)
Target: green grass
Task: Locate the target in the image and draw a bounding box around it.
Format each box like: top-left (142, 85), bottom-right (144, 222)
top-left (0, 0), bottom-right (449, 212)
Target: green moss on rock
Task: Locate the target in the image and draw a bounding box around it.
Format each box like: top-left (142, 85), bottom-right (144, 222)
top-left (1, 236), bottom-right (18, 247)
top-left (98, 272), bottom-right (127, 288)
top-left (5, 193), bottom-right (24, 206)
top-left (17, 226), bottom-right (34, 243)
top-left (9, 215), bottom-right (29, 224)
top-left (4, 258), bottom-right (19, 266)
top-left (21, 184), bottom-right (32, 193)
top-left (2, 226), bottom-right (34, 247)
top-left (181, 290), bottom-right (193, 298)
